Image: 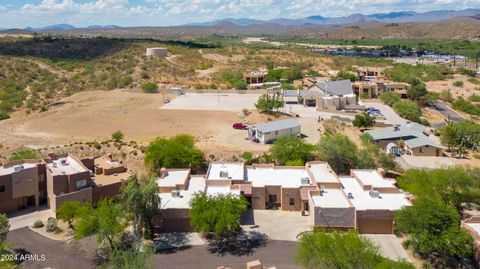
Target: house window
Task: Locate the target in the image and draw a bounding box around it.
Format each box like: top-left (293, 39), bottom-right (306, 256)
top-left (268, 194), bottom-right (277, 203)
top-left (0, 185), bottom-right (5, 192)
top-left (275, 131), bottom-right (279, 135)
top-left (419, 148), bottom-right (423, 153)
top-left (76, 179), bottom-right (87, 189)
top-left (289, 198), bottom-right (295, 206)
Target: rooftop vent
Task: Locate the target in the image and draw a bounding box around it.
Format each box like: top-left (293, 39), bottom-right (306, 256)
top-left (394, 125), bottom-right (400, 131)
top-left (171, 190), bottom-right (181, 198)
top-left (369, 190), bottom-right (380, 198)
top-left (219, 171), bottom-right (229, 178)
top-left (301, 177), bottom-right (310, 185)
top-left (13, 165), bottom-right (24, 172)
top-left (347, 192), bottom-right (354, 199)
top-left (61, 171), bottom-right (66, 175)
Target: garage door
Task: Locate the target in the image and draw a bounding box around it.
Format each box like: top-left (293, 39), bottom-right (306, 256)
top-left (358, 219), bottom-right (393, 234)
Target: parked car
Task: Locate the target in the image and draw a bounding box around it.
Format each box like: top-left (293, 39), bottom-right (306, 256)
top-left (232, 123), bottom-right (248, 130)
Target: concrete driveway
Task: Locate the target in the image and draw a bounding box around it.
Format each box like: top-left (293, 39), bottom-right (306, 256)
top-left (363, 234), bottom-right (410, 262)
top-left (241, 210), bottom-right (313, 241)
top-left (362, 101), bottom-right (407, 125)
top-left (161, 93), bottom-right (260, 111)
top-left (8, 207), bottom-right (54, 231)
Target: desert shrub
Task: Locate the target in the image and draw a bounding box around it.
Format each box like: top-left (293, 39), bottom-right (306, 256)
top-left (46, 218), bottom-right (58, 233)
top-left (32, 220), bottom-right (44, 228)
top-left (453, 80), bottom-right (464, 87)
top-left (141, 82), bottom-right (158, 93)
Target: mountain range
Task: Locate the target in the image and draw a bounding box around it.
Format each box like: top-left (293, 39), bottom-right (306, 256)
top-left (191, 8), bottom-right (480, 26)
top-left (24, 24), bottom-right (121, 31)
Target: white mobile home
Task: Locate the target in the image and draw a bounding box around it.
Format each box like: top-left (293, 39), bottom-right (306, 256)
top-left (247, 119), bottom-right (301, 144)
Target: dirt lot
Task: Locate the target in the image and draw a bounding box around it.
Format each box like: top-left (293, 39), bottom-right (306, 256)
top-left (427, 74), bottom-right (480, 98)
top-left (0, 89), bottom-right (273, 161)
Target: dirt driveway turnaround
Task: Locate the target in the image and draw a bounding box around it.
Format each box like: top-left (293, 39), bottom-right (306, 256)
top-left (161, 93), bottom-right (261, 111)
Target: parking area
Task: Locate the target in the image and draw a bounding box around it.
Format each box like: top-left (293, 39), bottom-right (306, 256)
top-left (362, 101), bottom-right (407, 125)
top-left (364, 234), bottom-right (410, 262)
top-left (161, 93), bottom-right (261, 111)
top-left (241, 210), bottom-right (313, 241)
top-left (8, 207), bottom-right (54, 231)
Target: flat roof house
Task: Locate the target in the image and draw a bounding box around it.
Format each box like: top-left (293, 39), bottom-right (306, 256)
top-left (353, 80), bottom-right (410, 99)
top-left (365, 123), bottom-right (443, 157)
top-left (0, 160), bottom-right (46, 214)
top-left (46, 154), bottom-right (129, 212)
top-left (247, 119), bottom-right (301, 144)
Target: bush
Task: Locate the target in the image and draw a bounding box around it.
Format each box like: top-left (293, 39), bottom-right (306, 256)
top-left (46, 218), bottom-right (58, 233)
top-left (379, 91), bottom-right (401, 106)
top-left (9, 148), bottom-right (41, 161)
top-left (453, 80), bottom-right (464, 87)
top-left (112, 130), bottom-right (124, 143)
top-left (392, 100), bottom-right (421, 122)
top-left (118, 76), bottom-right (133, 88)
top-left (141, 82), bottom-right (158, 93)
top-left (0, 111), bottom-right (9, 121)
top-left (32, 220), bottom-right (44, 228)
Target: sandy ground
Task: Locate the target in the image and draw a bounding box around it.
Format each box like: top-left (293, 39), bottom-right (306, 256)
top-left (427, 74), bottom-right (480, 99)
top-left (0, 89), bottom-right (272, 160)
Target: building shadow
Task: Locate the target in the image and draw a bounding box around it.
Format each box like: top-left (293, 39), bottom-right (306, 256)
top-left (240, 209), bottom-right (255, 226)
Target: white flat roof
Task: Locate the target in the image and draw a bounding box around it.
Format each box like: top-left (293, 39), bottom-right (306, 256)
top-left (206, 185), bottom-right (241, 197)
top-left (156, 170), bottom-right (190, 187)
top-left (311, 189), bottom-right (351, 208)
top-left (0, 163), bottom-right (37, 176)
top-left (207, 163), bottom-right (245, 180)
top-left (351, 170), bottom-right (396, 188)
top-left (466, 223), bottom-right (480, 235)
top-left (159, 176), bottom-right (206, 209)
top-left (246, 167), bottom-right (311, 188)
top-left (308, 163), bottom-right (339, 184)
top-left (47, 156), bottom-right (88, 176)
top-left (340, 177), bottom-right (410, 211)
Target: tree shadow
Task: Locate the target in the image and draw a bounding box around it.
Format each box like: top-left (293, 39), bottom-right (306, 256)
top-left (206, 231), bottom-right (268, 256)
top-left (240, 209), bottom-right (255, 226)
top-left (153, 233), bottom-right (192, 254)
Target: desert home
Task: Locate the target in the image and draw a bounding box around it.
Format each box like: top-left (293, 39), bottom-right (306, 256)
top-left (365, 123), bottom-right (443, 157)
top-left (244, 70), bottom-right (267, 85)
top-left (155, 161), bottom-right (411, 234)
top-left (284, 80), bottom-right (362, 111)
top-left (355, 66), bottom-right (392, 81)
top-left (0, 160), bottom-right (46, 214)
top-left (247, 119), bottom-right (301, 144)
top-left (0, 154), bottom-right (129, 214)
top-left (353, 80), bottom-right (410, 98)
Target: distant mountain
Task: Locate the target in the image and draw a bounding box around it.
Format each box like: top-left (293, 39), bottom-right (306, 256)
top-left (86, 25), bottom-right (122, 29)
top-left (27, 24), bottom-right (76, 31)
top-left (191, 8), bottom-right (480, 26)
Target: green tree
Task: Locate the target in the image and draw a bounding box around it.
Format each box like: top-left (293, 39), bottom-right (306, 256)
top-left (352, 112), bottom-right (375, 130)
top-left (189, 193), bottom-right (248, 237)
top-left (233, 80), bottom-right (247, 90)
top-left (270, 136), bottom-right (315, 165)
top-left (254, 93), bottom-right (284, 113)
top-left (103, 245), bottom-right (154, 269)
top-left (395, 196), bottom-right (473, 262)
top-left (111, 130), bottom-right (124, 143)
top-left (407, 79), bottom-right (428, 105)
top-left (141, 82), bottom-right (158, 93)
top-left (439, 121), bottom-right (480, 157)
top-left (397, 167), bottom-right (480, 209)
top-left (333, 70), bottom-right (358, 82)
top-left (75, 200), bottom-right (125, 249)
top-left (144, 134), bottom-right (204, 172)
top-left (317, 133), bottom-right (358, 174)
top-left (9, 148), bottom-right (41, 161)
top-left (297, 230), bottom-right (382, 269)
top-left (57, 201), bottom-right (84, 230)
top-left (392, 100), bottom-right (421, 122)
top-left (379, 91), bottom-right (401, 106)
top-left (120, 175), bottom-right (160, 239)
top-left (0, 213), bottom-right (9, 244)
top-left (283, 68), bottom-right (303, 82)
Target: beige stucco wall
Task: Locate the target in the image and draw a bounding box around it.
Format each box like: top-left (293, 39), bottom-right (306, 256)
top-left (407, 145), bottom-right (442, 156)
top-left (11, 166), bottom-right (38, 199)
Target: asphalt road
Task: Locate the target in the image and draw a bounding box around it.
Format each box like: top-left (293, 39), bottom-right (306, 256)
top-left (7, 228), bottom-right (300, 269)
top-left (431, 101), bottom-right (465, 122)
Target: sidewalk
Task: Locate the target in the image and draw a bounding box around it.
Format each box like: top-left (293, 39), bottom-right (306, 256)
top-left (8, 207), bottom-right (54, 231)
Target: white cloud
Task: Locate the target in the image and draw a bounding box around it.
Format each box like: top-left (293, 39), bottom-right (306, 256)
top-left (0, 0), bottom-right (479, 28)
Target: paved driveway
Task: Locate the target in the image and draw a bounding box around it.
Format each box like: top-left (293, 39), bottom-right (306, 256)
top-left (362, 101), bottom-right (407, 125)
top-left (432, 101), bottom-right (465, 122)
top-left (8, 207), bottom-right (54, 231)
top-left (241, 210), bottom-right (313, 241)
top-left (363, 234), bottom-right (410, 262)
top-left (161, 93), bottom-right (260, 111)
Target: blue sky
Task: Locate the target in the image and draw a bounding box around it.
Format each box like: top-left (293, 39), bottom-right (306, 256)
top-left (0, 0), bottom-right (479, 28)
